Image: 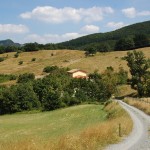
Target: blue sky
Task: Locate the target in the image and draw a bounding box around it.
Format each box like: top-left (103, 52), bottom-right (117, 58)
top-left (0, 0), bottom-right (150, 44)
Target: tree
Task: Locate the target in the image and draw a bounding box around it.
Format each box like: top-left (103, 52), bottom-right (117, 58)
top-left (124, 51), bottom-right (150, 97)
top-left (5, 46), bottom-right (18, 53)
top-left (14, 83), bottom-right (40, 111)
top-left (23, 43), bottom-right (39, 52)
top-left (134, 34), bottom-right (150, 48)
top-left (43, 66), bottom-right (59, 73)
top-left (89, 70), bottom-right (101, 81)
top-left (85, 46), bottom-right (97, 56)
top-left (115, 38), bottom-right (135, 51)
top-left (117, 67), bottom-right (128, 85)
top-left (97, 43), bottom-right (111, 52)
top-left (0, 46), bottom-right (5, 54)
top-left (102, 66), bottom-right (118, 95)
top-left (42, 88), bottom-right (61, 111)
top-left (0, 87), bottom-right (18, 114)
top-left (17, 73), bottom-right (35, 83)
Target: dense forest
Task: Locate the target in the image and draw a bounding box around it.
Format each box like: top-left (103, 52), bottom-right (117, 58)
top-left (0, 21), bottom-right (150, 55)
top-left (59, 20), bottom-right (150, 50)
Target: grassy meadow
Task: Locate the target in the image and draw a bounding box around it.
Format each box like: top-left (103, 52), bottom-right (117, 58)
top-left (0, 47), bottom-right (149, 76)
top-left (0, 105), bottom-right (106, 142)
top-left (0, 102), bottom-right (133, 150)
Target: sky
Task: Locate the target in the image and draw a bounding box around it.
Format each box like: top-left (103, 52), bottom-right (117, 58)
top-left (0, 0), bottom-right (150, 44)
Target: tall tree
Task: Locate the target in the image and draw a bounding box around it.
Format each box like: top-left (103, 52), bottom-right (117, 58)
top-left (125, 51), bottom-right (150, 97)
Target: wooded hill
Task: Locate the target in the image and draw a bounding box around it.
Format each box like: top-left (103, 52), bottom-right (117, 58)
top-left (0, 21), bottom-right (150, 53)
top-left (59, 20), bottom-right (150, 50)
top-left (0, 39), bottom-right (20, 47)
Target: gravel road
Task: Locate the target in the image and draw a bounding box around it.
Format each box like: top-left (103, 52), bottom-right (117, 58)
top-left (105, 100), bottom-right (150, 150)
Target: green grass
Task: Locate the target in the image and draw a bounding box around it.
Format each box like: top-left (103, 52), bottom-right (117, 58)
top-left (0, 74), bottom-right (16, 83)
top-left (0, 104), bottom-right (107, 143)
top-left (0, 74), bottom-right (11, 83)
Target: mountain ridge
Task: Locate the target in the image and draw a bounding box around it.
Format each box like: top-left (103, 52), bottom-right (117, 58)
top-left (59, 20), bottom-right (150, 50)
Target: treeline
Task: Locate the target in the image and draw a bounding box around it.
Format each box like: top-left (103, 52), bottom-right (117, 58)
top-left (0, 66), bottom-right (128, 115)
top-left (84, 33), bottom-right (150, 55)
top-left (0, 33), bottom-right (149, 55)
top-left (0, 43), bottom-right (65, 54)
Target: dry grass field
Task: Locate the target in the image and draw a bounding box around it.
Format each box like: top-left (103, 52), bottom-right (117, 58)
top-left (0, 47), bottom-right (149, 76)
top-left (124, 97), bottom-right (150, 115)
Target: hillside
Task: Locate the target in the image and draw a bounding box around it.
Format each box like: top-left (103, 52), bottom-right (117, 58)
top-left (0, 39), bottom-right (20, 47)
top-left (0, 47), bottom-right (149, 77)
top-left (59, 20), bottom-right (150, 50)
top-left (0, 105), bottom-right (106, 142)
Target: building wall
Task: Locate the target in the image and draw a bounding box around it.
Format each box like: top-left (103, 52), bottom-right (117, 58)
top-left (72, 71), bottom-right (87, 78)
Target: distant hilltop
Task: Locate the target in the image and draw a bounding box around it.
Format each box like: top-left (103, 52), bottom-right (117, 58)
top-left (0, 39), bottom-right (21, 47)
top-left (59, 20), bottom-right (150, 50)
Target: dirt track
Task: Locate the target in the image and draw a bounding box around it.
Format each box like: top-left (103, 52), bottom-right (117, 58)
top-left (105, 100), bottom-right (150, 150)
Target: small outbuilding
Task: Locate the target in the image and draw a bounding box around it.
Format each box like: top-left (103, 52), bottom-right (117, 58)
top-left (67, 69), bottom-right (88, 79)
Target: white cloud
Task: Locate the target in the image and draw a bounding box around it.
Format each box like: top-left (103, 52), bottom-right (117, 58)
top-left (122, 7), bottom-right (150, 18)
top-left (107, 22), bottom-right (127, 29)
top-left (0, 24), bottom-right (29, 34)
top-left (81, 25), bottom-right (99, 33)
top-left (20, 6), bottom-right (114, 23)
top-left (138, 11), bottom-right (150, 16)
top-left (23, 33), bottom-right (85, 44)
top-left (122, 7), bottom-right (136, 18)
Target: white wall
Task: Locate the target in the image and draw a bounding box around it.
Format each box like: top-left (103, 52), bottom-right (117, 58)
top-left (72, 71), bottom-right (87, 78)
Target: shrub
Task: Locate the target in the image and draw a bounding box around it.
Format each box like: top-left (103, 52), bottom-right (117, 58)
top-left (0, 57), bottom-right (5, 62)
top-left (18, 61), bottom-right (23, 65)
top-left (17, 73), bottom-right (35, 83)
top-left (43, 66), bottom-right (59, 73)
top-left (14, 53), bottom-right (19, 58)
top-left (0, 74), bottom-right (17, 83)
top-left (117, 67), bottom-right (128, 85)
top-left (9, 75), bottom-right (17, 80)
top-left (31, 58), bottom-right (36, 61)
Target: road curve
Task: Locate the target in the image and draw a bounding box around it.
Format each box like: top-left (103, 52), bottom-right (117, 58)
top-left (105, 100), bottom-right (150, 150)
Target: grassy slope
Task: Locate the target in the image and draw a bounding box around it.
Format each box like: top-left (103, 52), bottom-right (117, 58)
top-left (0, 47), bottom-right (149, 76)
top-left (0, 104), bottom-right (106, 142)
top-left (0, 102), bottom-right (133, 150)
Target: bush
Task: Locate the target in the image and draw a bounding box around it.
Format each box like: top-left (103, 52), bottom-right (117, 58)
top-left (43, 66), bottom-right (59, 73)
top-left (31, 58), bottom-right (36, 61)
top-left (117, 67), bottom-right (128, 85)
top-left (9, 75), bottom-right (17, 80)
top-left (18, 61), bottom-right (23, 65)
top-left (14, 53), bottom-right (19, 58)
top-left (17, 73), bottom-right (35, 83)
top-left (0, 57), bottom-right (5, 62)
top-left (0, 74), bottom-right (16, 83)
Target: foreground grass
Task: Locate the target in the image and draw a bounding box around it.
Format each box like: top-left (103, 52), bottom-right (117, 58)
top-left (0, 102), bottom-right (133, 150)
top-left (0, 105), bottom-right (106, 142)
top-left (124, 98), bottom-right (150, 115)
